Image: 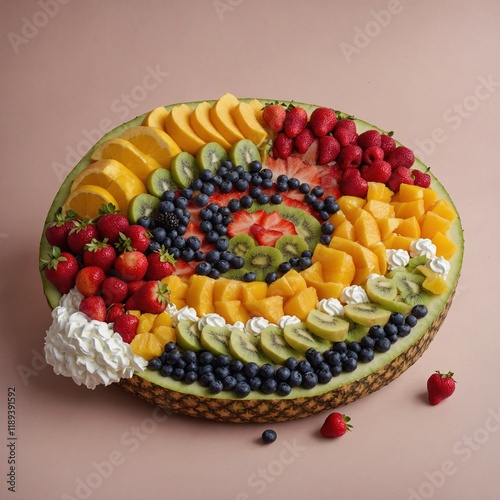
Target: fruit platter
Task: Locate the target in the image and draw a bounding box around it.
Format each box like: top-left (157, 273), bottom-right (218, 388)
top-left (40, 94), bottom-right (464, 423)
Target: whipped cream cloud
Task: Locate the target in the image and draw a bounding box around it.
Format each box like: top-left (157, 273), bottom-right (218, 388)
top-left (317, 298), bottom-right (344, 316)
top-left (386, 249), bottom-right (410, 270)
top-left (427, 256), bottom-right (451, 278)
top-left (340, 285), bottom-right (369, 305)
top-left (409, 238), bottom-right (437, 259)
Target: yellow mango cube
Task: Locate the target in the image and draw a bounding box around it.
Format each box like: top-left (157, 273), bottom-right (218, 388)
top-left (383, 233), bottom-right (414, 251)
top-left (369, 242), bottom-right (388, 276)
top-left (337, 196), bottom-right (366, 216)
top-left (214, 300), bottom-right (251, 324)
top-left (137, 313), bottom-right (157, 334)
top-left (283, 287), bottom-right (318, 321)
top-left (432, 231), bottom-right (458, 260)
top-left (366, 182), bottom-right (394, 202)
top-left (267, 270), bottom-right (307, 299)
top-left (307, 279), bottom-right (344, 300)
top-left (429, 199), bottom-right (457, 222)
top-left (363, 199), bottom-right (395, 219)
top-left (312, 246), bottom-right (355, 286)
top-left (420, 211), bottom-right (451, 239)
top-left (395, 216), bottom-right (421, 239)
top-left (398, 183), bottom-right (424, 202)
top-left (422, 187), bottom-right (438, 211)
top-left (162, 275), bottom-right (188, 299)
top-left (328, 210), bottom-right (347, 227)
top-left (152, 326), bottom-right (176, 345)
top-left (130, 333), bottom-right (163, 360)
top-left (300, 261), bottom-right (324, 285)
top-left (377, 217), bottom-right (403, 240)
top-left (393, 199), bottom-right (425, 220)
top-left (185, 275), bottom-right (215, 316)
top-left (152, 312), bottom-right (173, 329)
top-left (333, 220), bottom-right (355, 240)
top-left (240, 281), bottom-right (268, 303)
top-left (213, 278), bottom-right (241, 302)
top-left (354, 210), bottom-right (381, 247)
top-left (246, 296), bottom-right (285, 324)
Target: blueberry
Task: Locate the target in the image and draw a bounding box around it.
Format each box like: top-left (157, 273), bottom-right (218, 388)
top-left (164, 342), bottom-right (176, 352)
top-left (199, 169), bottom-right (214, 182)
top-left (228, 199), bottom-right (241, 212)
top-left (304, 193), bottom-right (316, 204)
top-left (312, 186), bottom-right (324, 197)
top-left (190, 178), bottom-right (203, 191)
top-left (260, 378), bottom-right (277, 394)
top-left (200, 372), bottom-right (216, 387)
top-left (185, 362), bottom-right (198, 373)
top-left (259, 363), bottom-right (276, 379)
top-left (405, 314), bottom-right (418, 327)
top-left (249, 186), bottom-right (262, 198)
top-left (208, 268), bottom-right (221, 279)
top-left (239, 195), bottom-right (253, 209)
top-left (159, 200), bottom-right (175, 213)
top-left (207, 203), bottom-right (219, 213)
top-left (411, 304), bottom-right (428, 318)
top-left (161, 190), bottom-right (176, 202)
top-left (369, 325), bottom-right (385, 339)
top-left (208, 379), bottom-right (224, 394)
top-left (389, 312), bottom-right (405, 326)
top-left (201, 183), bottom-right (215, 196)
top-left (360, 336), bottom-right (375, 349)
top-left (211, 175), bottom-right (223, 186)
top-left (172, 236), bottom-right (185, 249)
top-left (324, 350), bottom-right (341, 366)
top-left (137, 216), bottom-right (151, 229)
top-left (205, 230), bottom-right (219, 244)
top-left (214, 224), bottom-right (227, 236)
top-left (184, 371), bottom-right (198, 384)
top-left (288, 177), bottom-right (300, 190)
top-left (358, 348), bottom-right (375, 363)
top-left (284, 357), bottom-right (299, 371)
top-left (299, 256), bottom-right (312, 270)
top-left (248, 376), bottom-right (262, 390)
top-left (211, 212), bottom-right (223, 224)
top-left (387, 333), bottom-right (399, 344)
top-left (166, 229), bottom-right (178, 240)
top-left (317, 368), bottom-right (333, 384)
top-left (217, 166), bottom-right (229, 177)
top-left (270, 194), bottom-right (283, 205)
top-left (214, 366), bottom-right (231, 380)
top-left (299, 183), bottom-right (310, 194)
top-left (234, 381), bottom-right (251, 398)
top-left (206, 249), bottom-right (221, 264)
top-left (342, 357), bottom-right (358, 372)
top-left (276, 366), bottom-right (291, 382)
top-left (152, 227), bottom-right (166, 241)
top-left (301, 372), bottom-right (318, 389)
top-left (148, 358), bottom-right (162, 370)
top-left (160, 364), bottom-right (173, 377)
top-left (320, 234), bottom-right (332, 246)
top-left (220, 250), bottom-right (234, 262)
top-left (321, 222), bottom-right (334, 235)
top-left (194, 250), bottom-right (206, 261)
top-left (182, 248), bottom-right (195, 262)
top-left (225, 170), bottom-right (239, 183)
top-left (348, 342), bottom-right (362, 354)
top-left (249, 160), bottom-right (262, 173)
top-left (183, 350), bottom-right (197, 364)
top-left (384, 323), bottom-right (398, 337)
top-left (216, 238), bottom-right (230, 251)
top-left (288, 370), bottom-right (302, 387)
top-left (219, 180), bottom-right (232, 193)
top-left (234, 372), bottom-right (247, 383)
top-left (235, 179), bottom-right (249, 191)
top-left (216, 260), bottom-right (230, 273)
top-left (230, 360), bottom-right (244, 373)
top-left (301, 250), bottom-right (312, 258)
top-left (199, 351), bottom-right (214, 366)
top-left (186, 236), bottom-right (201, 251)
top-left (277, 382), bottom-right (292, 396)
top-left (262, 429), bottom-right (277, 444)
top-left (330, 363), bottom-right (343, 376)
top-left (174, 196), bottom-right (189, 209)
top-left (250, 175), bottom-right (263, 186)
top-left (257, 193), bottom-right (270, 204)
top-left (196, 262), bottom-right (211, 276)
top-left (397, 324), bottom-right (412, 337)
top-left (289, 256), bottom-right (300, 267)
top-left (198, 364), bottom-right (213, 376)
top-left (222, 216), bottom-right (233, 226)
top-left (375, 337), bottom-right (392, 352)
top-left (279, 262), bottom-right (292, 273)
top-left (319, 211), bottom-right (330, 221)
top-left (180, 188), bottom-right (193, 199)
top-left (222, 375), bottom-right (237, 391)
top-left (244, 362), bottom-right (259, 378)
top-left (231, 256), bottom-right (245, 269)
top-left (332, 341), bottom-right (347, 353)
top-left (276, 181), bottom-right (288, 192)
top-left (221, 159), bottom-right (234, 170)
top-left (265, 272), bottom-right (278, 284)
top-left (200, 208), bottom-right (213, 221)
top-left (306, 349), bottom-right (323, 366)
top-left (194, 193), bottom-right (209, 207)
top-left (298, 360), bottom-right (313, 374)
top-left (243, 271), bottom-right (256, 282)
top-left (261, 179), bottom-right (273, 189)
top-left (164, 349), bottom-right (181, 365)
top-left (172, 368), bottom-right (185, 381)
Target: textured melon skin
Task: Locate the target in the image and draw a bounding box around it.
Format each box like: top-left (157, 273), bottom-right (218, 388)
top-left (40, 99), bottom-right (464, 423)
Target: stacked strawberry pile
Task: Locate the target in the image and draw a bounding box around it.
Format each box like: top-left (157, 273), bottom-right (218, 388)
top-left (262, 103), bottom-right (431, 198)
top-left (42, 204), bottom-right (173, 336)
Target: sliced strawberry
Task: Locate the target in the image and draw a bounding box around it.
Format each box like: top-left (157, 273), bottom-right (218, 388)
top-left (265, 157), bottom-right (288, 178)
top-left (174, 259), bottom-right (197, 279)
top-left (260, 212), bottom-right (297, 236)
top-left (280, 194), bottom-right (314, 215)
top-left (316, 163), bottom-right (343, 199)
top-left (300, 139), bottom-right (319, 165)
top-left (285, 157), bottom-right (321, 187)
top-left (227, 210), bottom-right (266, 238)
top-left (250, 224), bottom-right (283, 246)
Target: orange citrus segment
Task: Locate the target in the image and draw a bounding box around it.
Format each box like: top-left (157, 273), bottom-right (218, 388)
top-left (62, 185), bottom-right (118, 219)
top-left (119, 126), bottom-right (181, 167)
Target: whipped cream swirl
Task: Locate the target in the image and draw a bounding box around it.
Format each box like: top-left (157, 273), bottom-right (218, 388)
top-left (427, 256), bottom-right (451, 278)
top-left (44, 307), bottom-right (147, 390)
top-left (198, 313), bottom-right (226, 330)
top-left (317, 298), bottom-right (344, 316)
top-left (409, 238), bottom-right (437, 259)
top-left (171, 306), bottom-right (199, 325)
top-left (340, 285), bottom-right (369, 305)
top-left (386, 249), bottom-right (410, 270)
top-left (245, 317), bottom-right (270, 336)
top-left (277, 315), bottom-right (301, 329)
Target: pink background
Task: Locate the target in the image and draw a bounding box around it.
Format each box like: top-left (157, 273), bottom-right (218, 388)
top-left (1, 1), bottom-right (500, 499)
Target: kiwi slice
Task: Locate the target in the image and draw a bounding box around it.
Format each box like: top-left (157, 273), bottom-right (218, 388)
top-left (306, 309), bottom-right (350, 342)
top-left (170, 152), bottom-right (200, 188)
top-left (260, 325), bottom-right (303, 364)
top-left (127, 193), bottom-right (160, 223)
top-left (406, 256), bottom-right (429, 272)
top-left (221, 268), bottom-right (250, 281)
top-left (146, 168), bottom-right (179, 197)
top-left (283, 322), bottom-right (331, 353)
top-left (200, 325), bottom-right (232, 357)
top-left (196, 142), bottom-right (229, 173)
top-left (275, 234), bottom-right (309, 261)
top-left (228, 234), bottom-right (256, 258)
top-left (346, 321), bottom-right (369, 343)
top-left (343, 303), bottom-right (392, 328)
top-left (176, 320), bottom-right (202, 351)
top-left (229, 329), bottom-right (273, 365)
top-left (229, 139), bottom-right (260, 169)
top-left (365, 277), bottom-right (411, 314)
top-left (244, 246), bottom-right (283, 281)
top-left (392, 271), bottom-right (432, 307)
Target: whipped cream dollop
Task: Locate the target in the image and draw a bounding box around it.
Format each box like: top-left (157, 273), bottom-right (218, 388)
top-left (427, 256), bottom-right (451, 278)
top-left (171, 306), bottom-right (199, 325)
top-left (245, 317), bottom-right (270, 336)
top-left (59, 287), bottom-right (85, 314)
top-left (386, 249), bottom-right (410, 270)
top-left (198, 313), bottom-right (226, 330)
top-left (317, 298), bottom-right (344, 316)
top-left (227, 321), bottom-right (246, 332)
top-left (277, 315), bottom-right (301, 329)
top-left (409, 238), bottom-right (437, 259)
top-left (340, 285), bottom-right (369, 305)
top-left (44, 307), bottom-right (147, 390)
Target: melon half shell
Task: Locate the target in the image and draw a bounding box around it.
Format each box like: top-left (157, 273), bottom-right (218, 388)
top-left (40, 100), bottom-right (464, 423)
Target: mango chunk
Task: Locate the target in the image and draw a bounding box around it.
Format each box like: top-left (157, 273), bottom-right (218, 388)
top-left (312, 245), bottom-right (355, 286)
top-left (130, 333), bottom-right (163, 360)
top-left (369, 242), bottom-right (388, 276)
top-left (246, 296), bottom-right (285, 324)
top-left (214, 300), bottom-right (251, 324)
top-left (152, 326), bottom-right (176, 345)
top-left (367, 182), bottom-right (394, 203)
top-left (363, 199), bottom-right (395, 219)
top-left (337, 196), bottom-right (365, 216)
top-left (162, 275), bottom-right (188, 300)
top-left (377, 217), bottom-right (403, 240)
top-left (307, 280), bottom-right (344, 300)
top-left (213, 278), bottom-right (241, 302)
top-left (354, 210), bottom-right (381, 247)
top-left (393, 199), bottom-right (425, 220)
top-left (240, 281), bottom-right (268, 303)
top-left (137, 313), bottom-right (157, 334)
top-left (267, 270), bottom-right (307, 299)
top-left (429, 199), bottom-right (457, 222)
top-left (382, 233), bottom-right (414, 251)
top-left (398, 183), bottom-right (424, 202)
top-left (432, 231), bottom-right (458, 260)
top-left (332, 220), bottom-right (355, 240)
top-left (152, 312), bottom-right (174, 329)
top-left (299, 261), bottom-right (324, 285)
top-left (420, 211), bottom-right (451, 239)
top-left (395, 216), bottom-right (421, 239)
top-left (185, 275), bottom-right (215, 316)
top-left (283, 287), bottom-right (318, 321)
top-left (422, 187), bottom-right (438, 211)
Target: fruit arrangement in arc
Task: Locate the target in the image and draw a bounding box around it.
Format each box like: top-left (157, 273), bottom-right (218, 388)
top-left (40, 94), bottom-right (463, 420)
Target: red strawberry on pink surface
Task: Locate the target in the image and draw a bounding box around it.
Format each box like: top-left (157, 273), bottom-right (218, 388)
top-left (294, 128), bottom-right (315, 154)
top-left (387, 146), bottom-right (415, 170)
top-left (387, 166), bottom-right (414, 192)
top-left (357, 129), bottom-right (381, 149)
top-left (427, 371), bottom-right (456, 405)
top-left (333, 119), bottom-right (357, 146)
top-left (114, 251), bottom-right (148, 281)
top-left (360, 160), bottom-right (392, 183)
top-left (79, 296), bottom-right (107, 322)
top-left (262, 103), bottom-right (286, 132)
top-left (83, 238), bottom-right (116, 275)
top-left (45, 209), bottom-right (77, 251)
top-left (317, 135), bottom-right (341, 165)
top-left (339, 169), bottom-right (368, 198)
top-left (380, 133), bottom-right (397, 158)
top-left (362, 146), bottom-right (385, 166)
top-left (283, 106), bottom-right (308, 138)
top-left (412, 169), bottom-right (431, 188)
top-left (337, 144), bottom-right (363, 170)
top-left (309, 107), bottom-right (337, 137)
top-left (145, 247), bottom-right (176, 281)
top-left (42, 246), bottom-right (79, 294)
top-left (113, 313), bottom-right (139, 343)
top-left (96, 203), bottom-right (129, 244)
top-left (67, 220), bottom-right (99, 255)
top-left (101, 277), bottom-right (128, 306)
top-left (320, 412), bottom-right (352, 438)
top-left (125, 281), bottom-right (170, 314)
top-left (75, 266), bottom-right (106, 297)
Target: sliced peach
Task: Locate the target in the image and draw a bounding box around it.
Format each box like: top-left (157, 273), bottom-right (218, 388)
top-left (312, 246), bottom-right (355, 285)
top-left (416, 266), bottom-right (448, 294)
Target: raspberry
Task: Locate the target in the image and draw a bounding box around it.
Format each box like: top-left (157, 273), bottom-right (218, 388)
top-left (357, 129), bottom-right (381, 149)
top-left (337, 144), bottom-right (363, 169)
top-left (362, 146), bottom-right (385, 166)
top-left (412, 169), bottom-right (431, 188)
top-left (317, 135), bottom-right (341, 165)
top-left (272, 133), bottom-right (293, 159)
top-left (360, 160), bottom-right (392, 183)
top-left (387, 146), bottom-right (415, 170)
top-left (339, 169), bottom-right (368, 198)
top-left (294, 128), bottom-right (315, 154)
top-left (387, 166), bottom-right (414, 192)
top-left (380, 134), bottom-right (396, 159)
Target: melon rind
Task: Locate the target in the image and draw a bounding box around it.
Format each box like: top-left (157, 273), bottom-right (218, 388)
top-left (40, 100), bottom-right (464, 423)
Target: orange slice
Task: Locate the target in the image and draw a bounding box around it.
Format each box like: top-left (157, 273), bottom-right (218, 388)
top-left (62, 185), bottom-right (118, 219)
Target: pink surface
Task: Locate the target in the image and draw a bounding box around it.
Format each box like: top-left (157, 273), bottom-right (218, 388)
top-left (1, 1), bottom-right (499, 499)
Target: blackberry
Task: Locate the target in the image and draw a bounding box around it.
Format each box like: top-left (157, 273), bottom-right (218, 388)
top-left (156, 212), bottom-right (180, 230)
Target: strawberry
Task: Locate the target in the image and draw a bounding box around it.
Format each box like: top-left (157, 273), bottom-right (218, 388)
top-left (174, 260), bottom-right (197, 280)
top-left (116, 225), bottom-right (150, 253)
top-left (114, 251), bottom-right (148, 281)
top-left (250, 224), bottom-right (283, 246)
top-left (294, 128), bottom-right (315, 154)
top-left (360, 160), bottom-right (392, 183)
top-left (106, 302), bottom-right (125, 323)
top-left (145, 247), bottom-right (176, 281)
top-left (42, 246), bottom-right (79, 294)
top-left (333, 118), bottom-right (357, 146)
top-left (260, 212), bottom-right (297, 235)
top-left (262, 103), bottom-right (286, 132)
top-left (96, 203), bottom-right (129, 244)
top-left (357, 129), bottom-right (381, 149)
top-left (387, 166), bottom-right (414, 192)
top-left (75, 266), bottom-right (106, 297)
top-left (79, 296), bottom-right (107, 322)
top-left (125, 281), bottom-right (170, 314)
top-left (339, 169), bottom-right (368, 198)
top-left (67, 220), bottom-right (99, 255)
top-left (320, 412), bottom-right (353, 438)
top-left (337, 144), bottom-right (363, 170)
top-left (317, 135), bottom-right (341, 165)
top-left (227, 210), bottom-right (266, 238)
top-left (127, 280), bottom-right (146, 298)
top-left (387, 146), bottom-right (415, 170)
top-left (45, 209), bottom-right (77, 251)
top-left (113, 313), bottom-right (139, 343)
top-left (380, 133), bottom-right (397, 158)
top-left (308, 107), bottom-right (337, 137)
top-left (272, 132), bottom-right (293, 159)
top-left (316, 163), bottom-right (343, 200)
top-left (412, 169), bottom-right (431, 188)
top-left (83, 238), bottom-right (116, 274)
top-left (301, 138), bottom-right (319, 165)
top-left (362, 146), bottom-right (385, 166)
top-left (285, 156), bottom-right (321, 187)
top-left (101, 276), bottom-right (128, 306)
top-left (427, 371), bottom-right (456, 405)
top-left (283, 106), bottom-right (308, 138)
